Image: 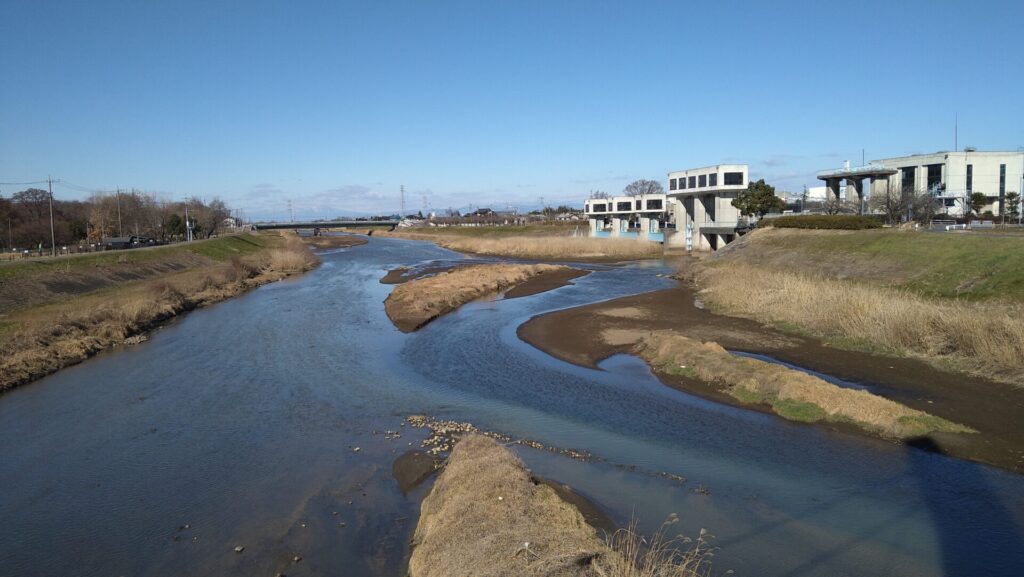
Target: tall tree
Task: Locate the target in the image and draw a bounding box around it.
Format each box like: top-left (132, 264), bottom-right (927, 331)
top-left (1005, 191), bottom-right (1020, 223)
top-left (967, 192), bottom-right (988, 226)
top-left (622, 179), bottom-right (664, 197)
top-left (732, 179), bottom-right (784, 218)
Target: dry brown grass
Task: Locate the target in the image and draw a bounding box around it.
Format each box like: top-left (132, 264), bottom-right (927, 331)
top-left (410, 434), bottom-right (608, 577)
top-left (636, 331), bottom-right (973, 438)
top-left (410, 435), bottom-right (712, 577)
top-left (0, 233), bottom-right (316, 392)
top-left (599, 517), bottom-right (714, 577)
top-left (695, 263), bottom-right (1024, 385)
top-left (385, 263), bottom-right (570, 331)
top-left (384, 231), bottom-right (663, 261)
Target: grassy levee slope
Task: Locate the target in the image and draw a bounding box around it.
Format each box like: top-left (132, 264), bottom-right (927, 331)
top-left (697, 228), bottom-right (1024, 384)
top-left (410, 435), bottom-right (712, 577)
top-left (381, 223), bottom-right (663, 261)
top-left (0, 232), bottom-right (317, 391)
top-left (0, 234), bottom-right (276, 312)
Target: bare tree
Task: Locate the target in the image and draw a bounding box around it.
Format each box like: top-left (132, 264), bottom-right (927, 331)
top-left (623, 179), bottom-right (664, 197)
top-left (870, 179), bottom-right (913, 224)
top-left (589, 190), bottom-right (610, 199)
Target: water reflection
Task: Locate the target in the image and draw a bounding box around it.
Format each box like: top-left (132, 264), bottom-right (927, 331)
top-left (0, 235), bottom-right (1021, 577)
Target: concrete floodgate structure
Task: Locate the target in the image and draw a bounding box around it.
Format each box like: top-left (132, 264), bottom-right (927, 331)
top-left (583, 194), bottom-right (669, 242)
top-left (665, 164), bottom-right (750, 251)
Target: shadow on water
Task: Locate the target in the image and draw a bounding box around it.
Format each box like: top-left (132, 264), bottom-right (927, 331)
top-left (905, 437), bottom-right (1024, 577)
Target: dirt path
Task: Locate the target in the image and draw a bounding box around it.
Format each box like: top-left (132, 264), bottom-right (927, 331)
top-left (518, 285), bottom-right (1024, 474)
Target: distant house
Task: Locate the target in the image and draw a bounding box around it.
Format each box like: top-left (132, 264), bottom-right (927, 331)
top-left (472, 208), bottom-right (494, 216)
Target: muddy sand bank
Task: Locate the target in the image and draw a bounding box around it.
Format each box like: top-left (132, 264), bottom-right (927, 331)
top-left (408, 435), bottom-right (611, 577)
top-left (384, 263), bottom-right (589, 332)
top-left (303, 234), bottom-right (368, 250)
top-left (518, 286), bottom-right (1024, 473)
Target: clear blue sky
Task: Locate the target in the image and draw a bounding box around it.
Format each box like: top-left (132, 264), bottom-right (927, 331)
top-left (2, 0), bottom-right (1022, 219)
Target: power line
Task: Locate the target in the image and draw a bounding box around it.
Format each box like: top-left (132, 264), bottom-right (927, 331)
top-left (0, 179), bottom-right (48, 186)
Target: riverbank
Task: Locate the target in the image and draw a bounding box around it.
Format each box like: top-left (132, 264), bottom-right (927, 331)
top-left (695, 228), bottom-right (1024, 385)
top-left (0, 231), bottom-right (318, 392)
top-left (379, 225), bottom-right (663, 261)
top-left (384, 263), bottom-right (587, 332)
top-left (518, 285), bottom-right (1024, 473)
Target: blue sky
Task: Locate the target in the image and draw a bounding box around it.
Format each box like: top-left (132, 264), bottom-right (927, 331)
top-left (2, 0), bottom-right (1022, 219)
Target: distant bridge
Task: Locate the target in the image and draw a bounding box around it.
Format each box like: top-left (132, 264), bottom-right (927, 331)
top-left (252, 220), bottom-right (400, 231)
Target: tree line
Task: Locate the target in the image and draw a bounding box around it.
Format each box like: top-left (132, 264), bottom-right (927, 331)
top-left (0, 188), bottom-right (231, 251)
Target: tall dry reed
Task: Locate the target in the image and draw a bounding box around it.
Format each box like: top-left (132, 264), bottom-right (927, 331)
top-left (696, 264), bottom-right (1024, 385)
top-left (390, 232), bottom-right (663, 260)
top-left (597, 515), bottom-right (714, 577)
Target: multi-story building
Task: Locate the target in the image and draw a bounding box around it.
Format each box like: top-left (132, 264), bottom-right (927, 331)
top-left (665, 164), bottom-right (749, 250)
top-left (819, 151), bottom-right (1024, 217)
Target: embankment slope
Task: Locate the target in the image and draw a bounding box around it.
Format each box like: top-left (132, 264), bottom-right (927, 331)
top-left (0, 232), bottom-right (318, 392)
top-left (695, 228), bottom-right (1024, 384)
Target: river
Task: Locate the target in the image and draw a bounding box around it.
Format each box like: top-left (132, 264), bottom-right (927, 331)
top-left (1, 235), bottom-right (1022, 577)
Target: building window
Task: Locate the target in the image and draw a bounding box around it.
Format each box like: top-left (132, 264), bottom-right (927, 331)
top-left (680, 177), bottom-right (687, 190)
top-left (688, 176), bottom-right (696, 188)
top-left (616, 201), bottom-right (631, 212)
top-left (647, 199), bottom-right (662, 210)
top-left (593, 203), bottom-right (606, 212)
top-left (901, 167), bottom-right (916, 193)
top-left (944, 199), bottom-right (956, 207)
top-left (669, 178), bottom-right (677, 191)
top-left (698, 175), bottom-right (707, 187)
top-left (966, 164), bottom-right (973, 193)
top-left (709, 173), bottom-right (718, 187)
top-left (723, 172), bottom-right (744, 185)
top-left (635, 200), bottom-right (641, 210)
top-left (926, 164), bottom-right (942, 193)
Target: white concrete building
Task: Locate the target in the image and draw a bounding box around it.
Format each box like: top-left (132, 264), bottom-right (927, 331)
top-left (665, 164), bottom-right (749, 251)
top-left (583, 194), bottom-right (669, 241)
top-left (819, 151), bottom-right (1024, 217)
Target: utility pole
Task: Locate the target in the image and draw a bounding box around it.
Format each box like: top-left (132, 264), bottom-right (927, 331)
top-left (47, 176), bottom-right (56, 256)
top-left (288, 199), bottom-right (294, 223)
top-left (115, 187), bottom-right (123, 237)
top-left (184, 201), bottom-right (192, 242)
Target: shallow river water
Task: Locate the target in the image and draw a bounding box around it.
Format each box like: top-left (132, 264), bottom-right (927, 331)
top-left (1, 236), bottom-right (1022, 577)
